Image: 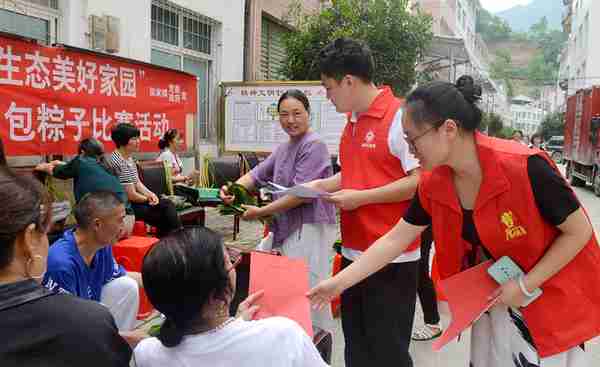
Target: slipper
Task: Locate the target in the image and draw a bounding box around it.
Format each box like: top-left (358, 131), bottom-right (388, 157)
top-left (411, 324), bottom-right (443, 341)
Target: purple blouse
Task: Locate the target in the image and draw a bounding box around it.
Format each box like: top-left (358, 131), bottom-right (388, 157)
top-left (250, 131), bottom-right (337, 246)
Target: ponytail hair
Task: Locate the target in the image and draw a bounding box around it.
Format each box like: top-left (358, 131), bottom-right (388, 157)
top-left (157, 317), bottom-right (185, 348)
top-left (158, 129), bottom-right (178, 150)
top-left (406, 75), bottom-right (483, 131)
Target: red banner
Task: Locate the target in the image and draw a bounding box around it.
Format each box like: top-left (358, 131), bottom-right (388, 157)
top-left (0, 34), bottom-right (197, 156)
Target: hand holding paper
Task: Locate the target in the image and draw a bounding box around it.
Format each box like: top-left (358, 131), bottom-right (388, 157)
top-left (249, 252), bottom-right (313, 337)
top-left (432, 260), bottom-right (497, 351)
top-left (265, 181), bottom-right (331, 199)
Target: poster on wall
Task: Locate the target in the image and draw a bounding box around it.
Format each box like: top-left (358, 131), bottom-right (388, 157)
top-left (0, 33), bottom-right (197, 156)
top-left (221, 82), bottom-right (347, 154)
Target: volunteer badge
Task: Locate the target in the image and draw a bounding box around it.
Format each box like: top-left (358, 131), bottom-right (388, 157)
top-left (501, 211), bottom-right (527, 240)
top-left (362, 130), bottom-right (376, 149)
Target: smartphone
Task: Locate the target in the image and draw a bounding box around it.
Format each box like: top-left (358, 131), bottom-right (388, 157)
top-left (487, 256), bottom-right (542, 307)
top-left (487, 256), bottom-right (524, 284)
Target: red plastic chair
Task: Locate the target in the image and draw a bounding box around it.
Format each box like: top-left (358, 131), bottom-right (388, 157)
top-left (113, 236), bottom-right (159, 319)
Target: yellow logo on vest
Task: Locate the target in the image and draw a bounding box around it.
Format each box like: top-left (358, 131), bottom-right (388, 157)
top-left (501, 211), bottom-right (527, 240)
top-left (362, 130), bottom-right (376, 149)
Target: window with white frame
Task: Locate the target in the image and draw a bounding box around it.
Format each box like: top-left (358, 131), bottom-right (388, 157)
top-left (0, 0), bottom-right (60, 44)
top-left (151, 0), bottom-right (218, 139)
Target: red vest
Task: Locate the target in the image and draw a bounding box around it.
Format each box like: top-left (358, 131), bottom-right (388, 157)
top-left (419, 132), bottom-right (600, 357)
top-left (339, 87), bottom-right (420, 252)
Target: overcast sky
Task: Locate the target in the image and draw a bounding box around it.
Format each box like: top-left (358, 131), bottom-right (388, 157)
top-left (479, 0), bottom-right (532, 13)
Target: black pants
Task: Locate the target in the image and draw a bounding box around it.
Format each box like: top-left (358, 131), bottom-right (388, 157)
top-left (418, 226), bottom-right (440, 325)
top-left (131, 198), bottom-right (182, 237)
top-left (341, 257), bottom-right (418, 367)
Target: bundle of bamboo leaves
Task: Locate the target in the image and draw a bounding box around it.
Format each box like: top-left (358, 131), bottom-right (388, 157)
top-left (218, 181), bottom-right (272, 225)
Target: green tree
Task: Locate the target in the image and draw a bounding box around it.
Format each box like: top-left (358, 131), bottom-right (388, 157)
top-left (490, 50), bottom-right (515, 97)
top-left (281, 0), bottom-right (433, 96)
top-left (527, 52), bottom-right (555, 85)
top-left (483, 112), bottom-right (505, 137)
top-left (476, 8), bottom-right (512, 42)
top-left (529, 17), bottom-right (549, 42)
top-left (539, 112), bottom-right (564, 140)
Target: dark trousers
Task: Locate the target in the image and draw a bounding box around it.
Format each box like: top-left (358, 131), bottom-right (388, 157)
top-left (132, 198), bottom-right (182, 237)
top-left (418, 226), bottom-right (440, 325)
top-left (341, 257), bottom-right (418, 367)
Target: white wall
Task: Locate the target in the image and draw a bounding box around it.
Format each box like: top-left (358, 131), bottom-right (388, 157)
top-left (60, 0), bottom-right (245, 82)
top-left (567, 0), bottom-right (600, 95)
top-left (170, 0), bottom-right (245, 82)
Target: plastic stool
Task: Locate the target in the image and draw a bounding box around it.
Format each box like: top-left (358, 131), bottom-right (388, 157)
top-left (113, 236), bottom-right (159, 319)
top-left (132, 221), bottom-right (148, 237)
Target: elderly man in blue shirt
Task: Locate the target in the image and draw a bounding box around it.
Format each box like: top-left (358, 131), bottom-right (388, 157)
top-left (43, 191), bottom-right (142, 332)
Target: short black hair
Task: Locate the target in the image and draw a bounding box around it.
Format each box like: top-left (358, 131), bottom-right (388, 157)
top-left (74, 191), bottom-right (124, 230)
top-left (405, 75), bottom-right (482, 132)
top-left (513, 130), bottom-right (524, 137)
top-left (79, 138), bottom-right (104, 158)
top-left (142, 227), bottom-right (232, 348)
top-left (111, 123), bottom-right (140, 148)
top-left (277, 89), bottom-right (311, 113)
top-left (318, 37), bottom-right (374, 83)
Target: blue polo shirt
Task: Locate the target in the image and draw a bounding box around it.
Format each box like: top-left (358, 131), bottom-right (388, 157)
top-left (43, 229), bottom-right (126, 302)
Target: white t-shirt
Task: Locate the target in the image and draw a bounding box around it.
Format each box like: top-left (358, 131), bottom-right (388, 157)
top-left (133, 317), bottom-right (328, 367)
top-left (156, 149), bottom-right (183, 175)
top-left (340, 108), bottom-right (421, 263)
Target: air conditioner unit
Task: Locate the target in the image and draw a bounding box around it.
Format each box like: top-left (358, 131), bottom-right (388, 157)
top-left (89, 15), bottom-right (107, 51)
top-left (106, 15), bottom-right (120, 53)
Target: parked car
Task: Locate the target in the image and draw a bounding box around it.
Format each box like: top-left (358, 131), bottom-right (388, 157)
top-left (544, 135), bottom-right (564, 164)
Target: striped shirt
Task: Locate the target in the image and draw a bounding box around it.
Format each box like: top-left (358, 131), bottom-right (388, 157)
top-left (108, 150), bottom-right (139, 185)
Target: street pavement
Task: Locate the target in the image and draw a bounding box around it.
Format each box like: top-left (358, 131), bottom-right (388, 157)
top-left (205, 165), bottom-right (600, 366)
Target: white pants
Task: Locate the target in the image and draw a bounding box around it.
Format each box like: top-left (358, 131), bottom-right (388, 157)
top-left (100, 276), bottom-right (140, 331)
top-left (279, 223), bottom-right (337, 333)
top-left (471, 304), bottom-right (589, 367)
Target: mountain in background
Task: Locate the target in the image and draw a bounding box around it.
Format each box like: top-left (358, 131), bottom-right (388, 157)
top-left (495, 0), bottom-right (562, 32)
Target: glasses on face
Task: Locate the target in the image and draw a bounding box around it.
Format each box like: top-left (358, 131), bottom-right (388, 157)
top-left (404, 120), bottom-right (445, 151)
top-left (225, 247), bottom-right (242, 272)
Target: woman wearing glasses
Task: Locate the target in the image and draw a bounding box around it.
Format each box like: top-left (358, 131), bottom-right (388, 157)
top-left (133, 226), bottom-right (327, 367)
top-left (220, 89), bottom-right (336, 334)
top-left (308, 76), bottom-right (600, 367)
top-left (0, 167), bottom-right (131, 366)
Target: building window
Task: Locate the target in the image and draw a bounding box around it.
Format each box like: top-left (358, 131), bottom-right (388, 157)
top-left (261, 16), bottom-right (289, 80)
top-left (151, 0), bottom-right (214, 55)
top-left (24, 0), bottom-right (58, 9)
top-left (151, 3), bottom-right (179, 46)
top-left (183, 15), bottom-right (211, 54)
top-left (0, 8), bottom-right (49, 44)
top-left (151, 1), bottom-right (218, 139)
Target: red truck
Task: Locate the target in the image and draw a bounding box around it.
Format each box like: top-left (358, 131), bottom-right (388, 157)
top-left (564, 86), bottom-right (600, 195)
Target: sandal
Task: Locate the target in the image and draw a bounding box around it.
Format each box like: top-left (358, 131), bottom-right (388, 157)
top-left (411, 324), bottom-right (443, 341)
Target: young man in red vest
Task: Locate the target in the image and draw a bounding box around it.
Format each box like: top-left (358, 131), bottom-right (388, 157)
top-left (308, 38), bottom-right (421, 367)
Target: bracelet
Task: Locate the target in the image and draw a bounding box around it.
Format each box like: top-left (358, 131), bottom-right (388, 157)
top-left (518, 275), bottom-right (535, 298)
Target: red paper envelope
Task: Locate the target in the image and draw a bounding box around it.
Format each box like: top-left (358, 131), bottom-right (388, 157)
top-left (249, 252), bottom-right (313, 338)
top-left (432, 260), bottom-right (498, 351)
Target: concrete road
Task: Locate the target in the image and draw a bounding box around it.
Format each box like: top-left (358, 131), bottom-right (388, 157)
top-left (331, 173), bottom-right (600, 367)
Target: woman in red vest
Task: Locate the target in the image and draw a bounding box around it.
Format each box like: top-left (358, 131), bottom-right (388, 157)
top-left (308, 75), bottom-right (600, 367)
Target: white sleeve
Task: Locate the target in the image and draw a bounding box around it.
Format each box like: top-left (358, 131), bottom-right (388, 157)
top-left (289, 325), bottom-right (329, 367)
top-left (157, 151), bottom-right (176, 168)
top-left (388, 109), bottom-right (420, 172)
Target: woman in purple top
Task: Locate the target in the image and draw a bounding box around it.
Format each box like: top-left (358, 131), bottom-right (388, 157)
top-left (220, 90), bottom-right (337, 333)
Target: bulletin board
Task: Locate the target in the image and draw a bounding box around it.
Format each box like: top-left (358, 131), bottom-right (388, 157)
top-left (220, 81), bottom-right (347, 154)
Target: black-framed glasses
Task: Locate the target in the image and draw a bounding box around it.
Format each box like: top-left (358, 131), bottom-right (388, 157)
top-left (404, 120), bottom-right (445, 150)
